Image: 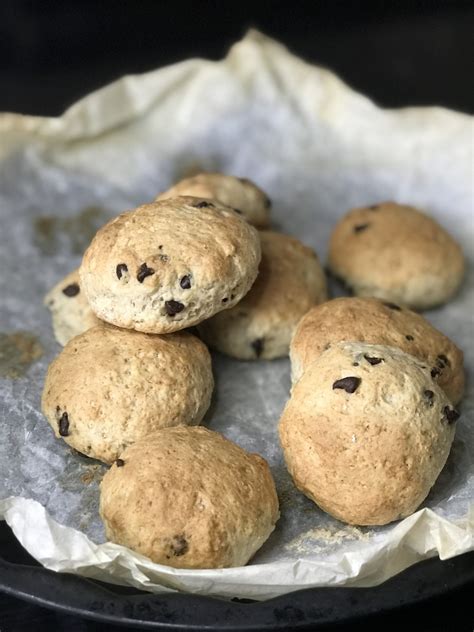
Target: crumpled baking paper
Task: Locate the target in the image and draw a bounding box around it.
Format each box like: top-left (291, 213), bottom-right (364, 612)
top-left (0, 30), bottom-right (472, 600)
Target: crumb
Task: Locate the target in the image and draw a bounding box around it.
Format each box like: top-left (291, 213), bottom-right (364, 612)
top-left (80, 465), bottom-right (101, 485)
top-left (285, 524), bottom-right (371, 554)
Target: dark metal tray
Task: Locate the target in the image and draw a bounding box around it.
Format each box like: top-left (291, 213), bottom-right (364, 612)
top-left (1, 520), bottom-right (473, 630)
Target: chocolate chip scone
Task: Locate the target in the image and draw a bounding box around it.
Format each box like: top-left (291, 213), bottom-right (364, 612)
top-left (198, 231), bottom-right (327, 360)
top-left (79, 197), bottom-right (261, 334)
top-left (156, 172), bottom-right (271, 228)
top-left (290, 297), bottom-right (464, 404)
top-left (42, 325), bottom-right (213, 463)
top-left (328, 202), bottom-right (465, 309)
top-left (100, 426), bottom-right (279, 568)
top-left (44, 268), bottom-right (100, 345)
top-left (280, 341), bottom-right (458, 526)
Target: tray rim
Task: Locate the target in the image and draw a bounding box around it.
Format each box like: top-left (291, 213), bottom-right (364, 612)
top-left (1, 533), bottom-right (474, 631)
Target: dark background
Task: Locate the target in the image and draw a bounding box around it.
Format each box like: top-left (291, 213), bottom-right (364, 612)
top-left (1, 1), bottom-right (473, 631)
top-left (0, 0), bottom-right (473, 116)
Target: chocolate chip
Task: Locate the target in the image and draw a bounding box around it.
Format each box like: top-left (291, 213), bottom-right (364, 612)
top-left (62, 283), bottom-right (80, 297)
top-left (332, 377), bottom-right (361, 393)
top-left (171, 535), bottom-right (188, 556)
top-left (352, 362), bottom-right (359, 366)
top-left (222, 297), bottom-right (228, 303)
top-left (364, 355), bottom-right (383, 366)
top-left (354, 223), bottom-right (369, 233)
top-left (193, 201), bottom-right (214, 208)
top-left (264, 195), bottom-right (272, 209)
top-left (159, 254), bottom-right (169, 263)
top-left (405, 335), bottom-right (414, 341)
top-left (437, 354), bottom-right (450, 368)
top-left (383, 302), bottom-right (401, 311)
top-left (431, 367), bottom-right (441, 379)
top-left (423, 390), bottom-right (435, 407)
top-left (232, 208), bottom-right (243, 215)
top-left (230, 294), bottom-right (235, 300)
top-left (180, 275), bottom-right (192, 289)
top-left (251, 338), bottom-right (264, 357)
top-left (116, 263), bottom-right (128, 279)
top-left (115, 458), bottom-right (125, 467)
top-left (58, 412), bottom-right (69, 437)
top-left (443, 406), bottom-right (460, 425)
top-left (137, 263), bottom-right (155, 283)
top-left (165, 300), bottom-right (185, 316)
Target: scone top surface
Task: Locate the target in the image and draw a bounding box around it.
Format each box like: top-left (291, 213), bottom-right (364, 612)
top-left (156, 172), bottom-right (271, 228)
top-left (328, 202), bottom-right (465, 309)
top-left (199, 230), bottom-right (327, 359)
top-left (100, 426), bottom-right (279, 569)
top-left (280, 341), bottom-right (458, 526)
top-left (42, 324), bottom-right (213, 463)
top-left (80, 197), bottom-right (261, 334)
top-left (290, 296), bottom-right (464, 404)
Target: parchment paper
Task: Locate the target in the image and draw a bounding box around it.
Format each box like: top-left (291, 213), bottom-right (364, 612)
top-left (0, 31), bottom-right (473, 600)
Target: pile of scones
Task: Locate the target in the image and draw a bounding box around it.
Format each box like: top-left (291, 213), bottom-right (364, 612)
top-left (41, 172), bottom-right (466, 569)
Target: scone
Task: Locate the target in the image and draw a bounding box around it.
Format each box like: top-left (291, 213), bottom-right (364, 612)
top-left (80, 197), bottom-right (261, 334)
top-left (198, 231), bottom-right (327, 359)
top-left (100, 426), bottom-right (279, 568)
top-left (328, 202), bottom-right (465, 309)
top-left (156, 172), bottom-right (271, 228)
top-left (290, 297), bottom-right (464, 404)
top-left (44, 268), bottom-right (100, 345)
top-left (279, 341), bottom-right (458, 526)
top-left (42, 325), bottom-right (213, 463)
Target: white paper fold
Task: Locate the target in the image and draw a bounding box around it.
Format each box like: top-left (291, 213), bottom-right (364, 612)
top-left (1, 498), bottom-right (472, 600)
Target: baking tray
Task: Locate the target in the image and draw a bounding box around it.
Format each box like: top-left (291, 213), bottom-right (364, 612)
top-left (1, 521), bottom-right (473, 630)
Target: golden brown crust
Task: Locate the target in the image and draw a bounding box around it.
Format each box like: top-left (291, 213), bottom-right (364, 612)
top-left (290, 297), bottom-right (464, 404)
top-left (198, 231), bottom-right (327, 359)
top-left (79, 197), bottom-right (261, 334)
top-left (328, 202), bottom-right (465, 309)
top-left (156, 172), bottom-right (271, 228)
top-left (41, 325), bottom-right (213, 463)
top-left (100, 426), bottom-right (279, 568)
top-left (280, 342), bottom-right (457, 526)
